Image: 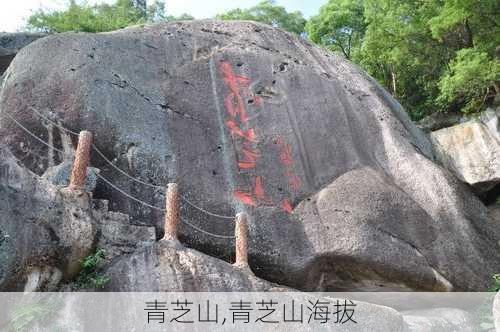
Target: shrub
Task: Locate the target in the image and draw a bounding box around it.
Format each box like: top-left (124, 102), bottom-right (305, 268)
top-left (76, 248), bottom-right (111, 289)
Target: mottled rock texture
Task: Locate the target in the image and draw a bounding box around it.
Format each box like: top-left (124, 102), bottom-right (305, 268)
top-left (430, 112), bottom-right (500, 193)
top-left (0, 146), bottom-right (155, 291)
top-left (0, 33), bottom-right (47, 76)
top-left (402, 308), bottom-right (475, 332)
top-left (104, 240), bottom-right (286, 292)
top-left (0, 20), bottom-right (498, 291)
top-left (417, 111), bottom-right (463, 132)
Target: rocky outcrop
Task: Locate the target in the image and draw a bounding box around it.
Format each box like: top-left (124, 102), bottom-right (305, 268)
top-left (430, 109), bottom-right (500, 193)
top-left (0, 33), bottom-right (46, 76)
top-left (0, 20), bottom-right (498, 291)
top-left (104, 240), bottom-right (286, 292)
top-left (0, 146), bottom-right (155, 291)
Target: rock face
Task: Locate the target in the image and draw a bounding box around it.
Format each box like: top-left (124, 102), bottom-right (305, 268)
top-left (0, 146), bottom-right (155, 291)
top-left (0, 33), bottom-right (47, 76)
top-left (0, 20), bottom-right (498, 291)
top-left (430, 111), bottom-right (500, 193)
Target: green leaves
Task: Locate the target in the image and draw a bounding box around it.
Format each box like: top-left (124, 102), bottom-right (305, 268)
top-left (306, 0), bottom-right (366, 59)
top-left (216, 0), bottom-right (307, 34)
top-left (306, 0), bottom-right (499, 120)
top-left (25, 0), bottom-right (192, 33)
top-left (76, 248), bottom-right (111, 290)
top-left (490, 274), bottom-right (500, 292)
top-left (437, 48), bottom-right (499, 114)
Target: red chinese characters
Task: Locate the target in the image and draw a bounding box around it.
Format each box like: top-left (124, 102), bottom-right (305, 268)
top-left (219, 60), bottom-right (301, 213)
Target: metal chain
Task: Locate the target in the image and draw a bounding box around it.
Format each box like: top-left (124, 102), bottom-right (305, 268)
top-left (3, 112), bottom-right (235, 239)
top-left (26, 105), bottom-right (235, 219)
top-left (181, 217), bottom-right (235, 239)
top-left (2, 111), bottom-right (64, 154)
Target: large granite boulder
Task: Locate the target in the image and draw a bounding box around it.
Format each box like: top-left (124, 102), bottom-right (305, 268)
top-left (0, 20), bottom-right (498, 291)
top-left (0, 33), bottom-right (47, 76)
top-left (430, 112), bottom-right (500, 193)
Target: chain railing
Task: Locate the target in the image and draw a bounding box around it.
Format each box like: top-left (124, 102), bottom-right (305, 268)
top-left (26, 105), bottom-right (235, 219)
top-left (2, 110), bottom-right (254, 269)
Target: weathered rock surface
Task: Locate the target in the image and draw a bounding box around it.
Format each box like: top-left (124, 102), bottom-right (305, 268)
top-left (402, 308), bottom-right (475, 332)
top-left (104, 240), bottom-right (286, 291)
top-left (480, 107), bottom-right (500, 142)
top-left (0, 33), bottom-right (47, 76)
top-left (0, 20), bottom-right (498, 291)
top-left (0, 146), bottom-right (155, 291)
top-left (430, 116), bottom-right (500, 193)
top-left (417, 111), bottom-right (463, 132)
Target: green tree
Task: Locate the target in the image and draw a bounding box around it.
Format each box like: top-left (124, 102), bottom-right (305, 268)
top-left (26, 0), bottom-right (192, 33)
top-left (307, 0), bottom-right (499, 120)
top-left (437, 48), bottom-right (499, 114)
top-left (360, 0), bottom-right (451, 119)
top-left (429, 0), bottom-right (499, 52)
top-left (216, 0), bottom-right (307, 34)
top-left (306, 0), bottom-right (366, 60)
top-left (429, 0), bottom-right (499, 114)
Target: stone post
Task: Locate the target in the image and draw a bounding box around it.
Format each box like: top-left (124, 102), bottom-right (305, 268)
top-left (68, 131), bottom-right (92, 190)
top-left (163, 183), bottom-right (179, 241)
top-left (234, 212), bottom-right (249, 268)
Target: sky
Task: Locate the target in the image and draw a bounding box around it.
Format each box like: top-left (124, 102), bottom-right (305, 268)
top-left (0, 0), bottom-right (325, 32)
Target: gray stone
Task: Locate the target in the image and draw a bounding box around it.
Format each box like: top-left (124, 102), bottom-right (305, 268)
top-left (0, 146), bottom-right (154, 291)
top-left (402, 308), bottom-right (475, 332)
top-left (0, 20), bottom-right (498, 291)
top-left (293, 167), bottom-right (489, 291)
top-left (42, 160), bottom-right (100, 193)
top-left (480, 107), bottom-right (500, 142)
top-left (417, 111), bottom-right (463, 132)
top-left (430, 120), bottom-right (500, 192)
top-left (0, 33), bottom-right (47, 76)
top-left (104, 240), bottom-right (286, 292)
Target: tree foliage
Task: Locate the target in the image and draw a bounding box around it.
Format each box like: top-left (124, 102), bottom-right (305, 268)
top-left (216, 0), bottom-right (307, 34)
top-left (307, 0), bottom-right (499, 120)
top-left (26, 0), bottom-right (193, 33)
top-left (438, 48), bottom-right (499, 114)
top-left (306, 0), bottom-right (366, 60)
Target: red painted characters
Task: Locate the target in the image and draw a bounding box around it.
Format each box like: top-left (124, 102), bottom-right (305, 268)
top-left (219, 60), bottom-right (301, 213)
